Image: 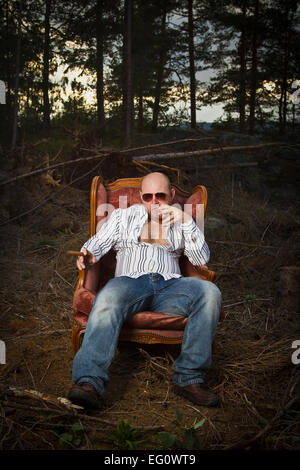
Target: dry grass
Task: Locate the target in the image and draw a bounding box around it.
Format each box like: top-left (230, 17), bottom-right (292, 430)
top-left (0, 141), bottom-right (299, 451)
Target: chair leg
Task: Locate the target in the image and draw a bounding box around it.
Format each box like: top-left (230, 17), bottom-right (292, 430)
top-left (72, 321), bottom-right (85, 356)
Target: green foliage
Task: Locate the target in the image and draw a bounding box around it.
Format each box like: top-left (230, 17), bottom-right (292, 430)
top-left (36, 235), bottom-right (66, 247)
top-left (158, 408), bottom-right (205, 450)
top-left (245, 293), bottom-right (257, 303)
top-left (1, 0), bottom-right (300, 146)
top-left (104, 420), bottom-right (145, 450)
top-left (46, 414), bottom-right (83, 447)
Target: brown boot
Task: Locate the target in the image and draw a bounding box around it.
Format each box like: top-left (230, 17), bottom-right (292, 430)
top-left (172, 383), bottom-right (219, 407)
top-left (68, 382), bottom-right (103, 410)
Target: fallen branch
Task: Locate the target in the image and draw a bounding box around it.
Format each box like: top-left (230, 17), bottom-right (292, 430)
top-left (7, 386), bottom-right (83, 412)
top-left (133, 142), bottom-right (292, 161)
top-left (3, 387), bottom-right (164, 432)
top-left (225, 394), bottom-right (300, 450)
top-left (196, 161), bottom-right (260, 169)
top-left (132, 159), bottom-right (181, 182)
top-left (1, 140), bottom-right (296, 186)
top-left (0, 137), bottom-right (211, 186)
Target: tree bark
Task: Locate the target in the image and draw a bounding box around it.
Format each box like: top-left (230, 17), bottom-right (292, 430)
top-left (151, 1), bottom-right (167, 133)
top-left (137, 94), bottom-right (144, 132)
top-left (96, 0), bottom-right (105, 131)
top-left (43, 0), bottom-right (51, 128)
top-left (248, 0), bottom-right (259, 136)
top-left (123, 0), bottom-right (134, 147)
top-left (4, 1), bottom-right (12, 126)
top-left (238, 1), bottom-right (247, 134)
top-left (11, 0), bottom-right (22, 149)
top-left (188, 0), bottom-right (196, 129)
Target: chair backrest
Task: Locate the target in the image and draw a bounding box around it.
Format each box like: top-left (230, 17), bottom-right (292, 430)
top-left (84, 176), bottom-right (208, 293)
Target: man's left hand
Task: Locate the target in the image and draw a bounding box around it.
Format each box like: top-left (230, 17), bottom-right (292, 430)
top-left (159, 204), bottom-right (192, 226)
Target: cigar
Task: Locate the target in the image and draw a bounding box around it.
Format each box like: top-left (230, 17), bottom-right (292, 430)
top-left (67, 250), bottom-right (85, 257)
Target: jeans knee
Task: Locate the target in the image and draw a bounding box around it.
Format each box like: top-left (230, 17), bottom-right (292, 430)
top-left (205, 282), bottom-right (222, 304)
top-left (95, 279), bottom-right (129, 308)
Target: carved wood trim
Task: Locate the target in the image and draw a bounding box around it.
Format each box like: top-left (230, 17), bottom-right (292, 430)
top-left (90, 175), bottom-right (102, 237)
top-left (192, 184), bottom-right (208, 215)
top-left (105, 176), bottom-right (195, 199)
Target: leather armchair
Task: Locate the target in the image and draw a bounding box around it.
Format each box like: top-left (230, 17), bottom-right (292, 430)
top-left (71, 176), bottom-right (219, 355)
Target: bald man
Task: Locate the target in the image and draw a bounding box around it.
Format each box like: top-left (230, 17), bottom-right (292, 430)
top-left (68, 172), bottom-right (222, 409)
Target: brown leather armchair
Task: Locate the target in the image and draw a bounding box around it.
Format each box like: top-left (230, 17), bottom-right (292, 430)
top-left (71, 176), bottom-right (219, 355)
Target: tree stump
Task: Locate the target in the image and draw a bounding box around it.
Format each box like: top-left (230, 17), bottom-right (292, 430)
top-left (278, 266), bottom-right (300, 312)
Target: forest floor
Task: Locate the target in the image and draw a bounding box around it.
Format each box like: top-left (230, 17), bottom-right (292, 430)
top-left (0, 129), bottom-right (300, 452)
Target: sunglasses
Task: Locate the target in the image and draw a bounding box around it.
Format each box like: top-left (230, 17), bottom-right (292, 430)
top-left (141, 192), bottom-right (167, 203)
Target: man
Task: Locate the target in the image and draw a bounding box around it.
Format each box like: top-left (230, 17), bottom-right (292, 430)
top-left (68, 172), bottom-right (222, 409)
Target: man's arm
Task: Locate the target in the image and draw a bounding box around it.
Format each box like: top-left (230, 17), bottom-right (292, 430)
top-left (159, 204), bottom-right (209, 266)
top-left (77, 209), bottom-right (120, 270)
top-left (181, 217), bottom-right (210, 266)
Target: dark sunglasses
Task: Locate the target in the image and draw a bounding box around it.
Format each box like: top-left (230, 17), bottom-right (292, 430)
top-left (141, 192), bottom-right (167, 203)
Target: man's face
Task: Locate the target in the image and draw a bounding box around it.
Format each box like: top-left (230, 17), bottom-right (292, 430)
top-left (140, 174), bottom-right (175, 220)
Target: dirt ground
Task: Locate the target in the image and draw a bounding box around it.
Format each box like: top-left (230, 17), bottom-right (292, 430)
top-left (0, 137), bottom-right (300, 451)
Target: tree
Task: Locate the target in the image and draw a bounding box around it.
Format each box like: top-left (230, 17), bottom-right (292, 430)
top-left (42, 0), bottom-right (51, 128)
top-left (11, 0), bottom-right (22, 149)
top-left (123, 0), bottom-right (134, 146)
top-left (187, 0), bottom-right (196, 128)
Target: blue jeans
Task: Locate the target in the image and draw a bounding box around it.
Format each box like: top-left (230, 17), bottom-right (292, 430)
top-left (72, 274), bottom-right (222, 395)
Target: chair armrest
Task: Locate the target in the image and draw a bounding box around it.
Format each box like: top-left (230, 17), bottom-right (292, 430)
top-left (75, 268), bottom-right (86, 291)
top-left (67, 250), bottom-right (86, 291)
top-left (193, 266), bottom-right (215, 282)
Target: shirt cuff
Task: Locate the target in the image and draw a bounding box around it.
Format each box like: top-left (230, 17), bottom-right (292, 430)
top-left (180, 216), bottom-right (195, 232)
top-left (81, 243), bottom-right (101, 262)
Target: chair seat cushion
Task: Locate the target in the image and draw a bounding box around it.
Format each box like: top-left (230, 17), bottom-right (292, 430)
top-left (73, 287), bottom-right (187, 330)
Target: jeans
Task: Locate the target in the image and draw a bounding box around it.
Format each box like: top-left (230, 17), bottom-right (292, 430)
top-left (72, 274), bottom-right (222, 395)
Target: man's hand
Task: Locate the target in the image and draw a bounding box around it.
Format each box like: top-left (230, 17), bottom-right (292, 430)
top-left (158, 204), bottom-right (192, 226)
top-left (76, 248), bottom-right (97, 271)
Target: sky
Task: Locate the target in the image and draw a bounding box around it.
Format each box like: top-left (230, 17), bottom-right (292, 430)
top-left (52, 62), bottom-right (224, 123)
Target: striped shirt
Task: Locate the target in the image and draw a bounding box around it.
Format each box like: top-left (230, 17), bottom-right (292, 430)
top-left (82, 204), bottom-right (210, 280)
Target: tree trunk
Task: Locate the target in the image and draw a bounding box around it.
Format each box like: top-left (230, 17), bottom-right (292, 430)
top-left (151, 1), bottom-right (167, 133)
top-left (11, 1), bottom-right (22, 150)
top-left (137, 94), bottom-right (144, 132)
top-left (96, 0), bottom-right (105, 131)
top-left (5, 1), bottom-right (12, 128)
top-left (280, 2), bottom-right (295, 134)
top-left (238, 2), bottom-right (247, 134)
top-left (188, 0), bottom-right (196, 129)
top-left (248, 0), bottom-right (258, 136)
top-left (278, 82), bottom-right (283, 131)
top-left (123, 0), bottom-right (134, 147)
top-left (43, 0), bottom-right (51, 128)
top-left (281, 31), bottom-right (289, 135)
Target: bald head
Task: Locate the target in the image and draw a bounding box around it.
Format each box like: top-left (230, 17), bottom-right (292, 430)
top-left (141, 172), bottom-right (171, 193)
top-left (140, 172), bottom-right (175, 216)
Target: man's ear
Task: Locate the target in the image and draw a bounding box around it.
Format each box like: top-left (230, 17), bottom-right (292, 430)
top-left (171, 187), bottom-right (175, 201)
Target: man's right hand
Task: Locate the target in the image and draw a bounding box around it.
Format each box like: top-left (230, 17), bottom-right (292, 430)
top-left (76, 248), bottom-right (97, 271)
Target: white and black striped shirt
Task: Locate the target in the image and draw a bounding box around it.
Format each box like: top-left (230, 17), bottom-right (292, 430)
top-left (82, 204), bottom-right (210, 280)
